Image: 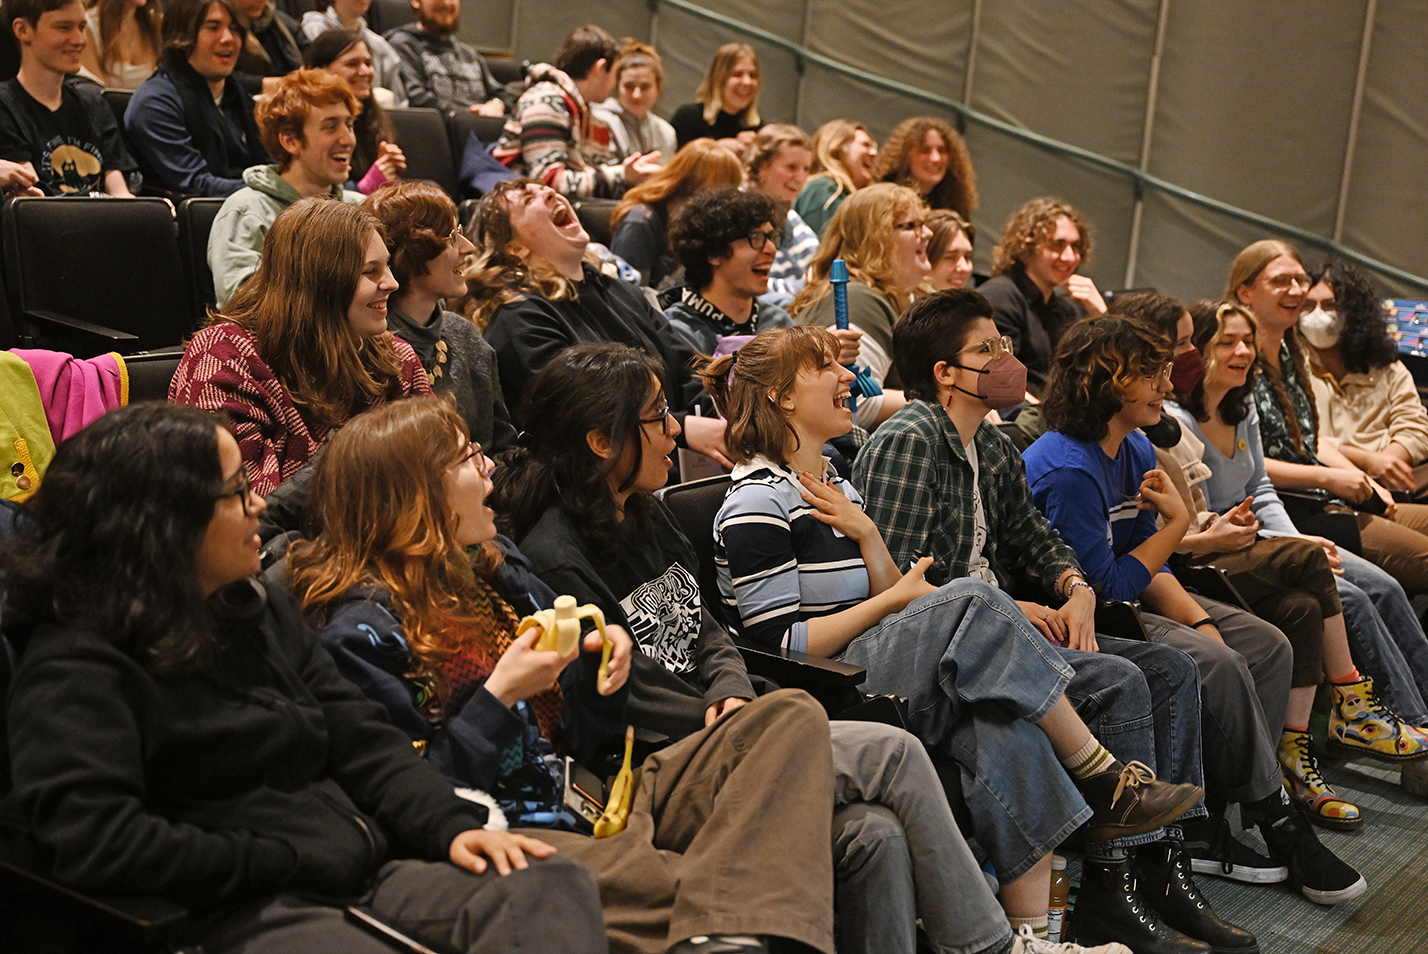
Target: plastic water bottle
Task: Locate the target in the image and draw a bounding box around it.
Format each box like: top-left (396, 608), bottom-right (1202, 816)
top-left (1047, 854), bottom-right (1069, 943)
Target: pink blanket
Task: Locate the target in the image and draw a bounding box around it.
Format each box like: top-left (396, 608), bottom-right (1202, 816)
top-left (12, 349), bottom-right (127, 444)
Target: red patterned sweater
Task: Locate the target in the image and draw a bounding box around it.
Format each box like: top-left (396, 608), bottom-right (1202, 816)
top-left (169, 323), bottom-right (432, 495)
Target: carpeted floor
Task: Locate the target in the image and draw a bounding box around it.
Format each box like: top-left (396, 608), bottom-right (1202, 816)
top-left (1066, 757), bottom-right (1428, 953)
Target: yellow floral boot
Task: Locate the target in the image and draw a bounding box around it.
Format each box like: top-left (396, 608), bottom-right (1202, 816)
top-left (1326, 676), bottom-right (1428, 762)
top-left (1278, 730), bottom-right (1362, 831)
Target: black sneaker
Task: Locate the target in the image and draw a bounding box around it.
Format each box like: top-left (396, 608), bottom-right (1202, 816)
top-left (1180, 813), bottom-right (1287, 884)
top-left (1258, 811), bottom-right (1367, 905)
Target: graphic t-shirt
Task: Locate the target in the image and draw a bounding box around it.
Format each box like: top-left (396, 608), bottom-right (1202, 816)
top-left (0, 77), bottom-right (135, 195)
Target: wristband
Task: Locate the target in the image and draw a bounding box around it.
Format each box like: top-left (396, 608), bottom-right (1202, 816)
top-left (1189, 617), bottom-right (1216, 630)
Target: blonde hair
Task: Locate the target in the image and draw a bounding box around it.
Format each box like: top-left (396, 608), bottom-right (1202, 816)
top-left (695, 42), bottom-right (760, 127)
top-left (745, 123), bottom-right (811, 191)
top-left (789, 182), bottom-right (925, 318)
top-left (611, 38), bottom-right (663, 91)
top-left (806, 119), bottom-right (873, 202)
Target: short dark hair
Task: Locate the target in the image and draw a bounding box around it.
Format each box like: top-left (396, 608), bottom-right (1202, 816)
top-left (1041, 314), bottom-right (1172, 442)
top-left (9, 0), bottom-right (77, 29)
top-left (893, 289), bottom-right (996, 402)
top-left (554, 24), bottom-right (619, 80)
top-left (0, 403), bottom-right (227, 673)
top-left (669, 187), bottom-right (779, 292)
top-left (161, 0), bottom-right (246, 61)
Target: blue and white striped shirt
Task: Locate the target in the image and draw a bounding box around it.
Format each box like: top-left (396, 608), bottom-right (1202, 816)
top-left (715, 456), bottom-right (870, 652)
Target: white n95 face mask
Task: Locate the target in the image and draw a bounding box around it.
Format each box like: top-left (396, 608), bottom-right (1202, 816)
top-left (1299, 306), bottom-right (1344, 349)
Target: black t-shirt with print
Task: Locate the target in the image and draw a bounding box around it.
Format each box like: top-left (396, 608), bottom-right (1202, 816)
top-left (0, 77), bottom-right (136, 195)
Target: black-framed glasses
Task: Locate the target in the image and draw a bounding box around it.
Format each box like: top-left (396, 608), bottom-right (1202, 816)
top-left (745, 228), bottom-right (785, 250)
top-left (458, 441), bottom-right (491, 475)
top-left (640, 400), bottom-right (670, 434)
top-left (216, 467), bottom-right (252, 516)
top-left (957, 334), bottom-right (1014, 359)
top-left (893, 218), bottom-right (927, 232)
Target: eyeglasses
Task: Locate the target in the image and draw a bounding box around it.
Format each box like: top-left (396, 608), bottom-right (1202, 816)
top-left (744, 228), bottom-right (785, 250)
top-left (1147, 362), bottom-right (1175, 386)
top-left (447, 224), bottom-right (467, 249)
top-left (458, 441), bottom-right (491, 475)
top-left (1265, 271), bottom-right (1312, 292)
top-left (640, 400), bottom-right (670, 434)
top-left (893, 218), bottom-right (927, 232)
top-left (957, 334), bottom-right (1014, 359)
top-left (216, 467), bottom-right (252, 517)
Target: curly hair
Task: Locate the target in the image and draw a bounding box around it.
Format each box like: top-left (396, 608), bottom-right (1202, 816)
top-left (364, 180), bottom-right (458, 289)
top-left (491, 343), bottom-right (666, 556)
top-left (696, 326), bottom-right (840, 464)
top-left (462, 179), bottom-right (595, 329)
top-left (805, 119), bottom-right (874, 200)
top-left (610, 138), bottom-right (745, 229)
top-left (288, 397), bottom-right (504, 694)
top-left (873, 116), bottom-right (977, 220)
top-left (215, 197), bottom-right (405, 432)
top-left (669, 187), bottom-right (779, 292)
top-left (1179, 300), bottom-right (1259, 428)
top-left (990, 197), bottom-right (1092, 276)
top-left (255, 68), bottom-right (360, 170)
top-left (1107, 291), bottom-right (1187, 347)
top-left (1042, 315), bottom-right (1172, 442)
top-left (1312, 259), bottom-right (1396, 374)
top-left (746, 123), bottom-right (811, 188)
top-left (894, 289), bottom-right (996, 402)
top-left (304, 29), bottom-right (395, 183)
top-left (789, 182), bottom-right (925, 319)
top-left (0, 404), bottom-right (227, 673)
top-left (694, 43), bottom-right (760, 127)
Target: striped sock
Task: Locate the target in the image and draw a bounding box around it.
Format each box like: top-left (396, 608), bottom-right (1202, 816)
top-left (1062, 736), bottom-right (1117, 780)
top-left (1009, 915), bottom-right (1049, 939)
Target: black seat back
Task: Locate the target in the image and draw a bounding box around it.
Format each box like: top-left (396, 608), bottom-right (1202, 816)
top-left (123, 351), bottom-right (183, 403)
top-left (176, 197), bottom-right (224, 324)
top-left (101, 88), bottom-right (132, 130)
top-left (386, 107), bottom-right (459, 198)
top-left (446, 110), bottom-right (506, 167)
top-left (2, 197), bottom-right (191, 356)
top-left (656, 475), bottom-right (732, 618)
top-left (575, 198), bottom-right (616, 247)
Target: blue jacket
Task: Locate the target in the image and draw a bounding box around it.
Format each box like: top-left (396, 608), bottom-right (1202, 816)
top-left (124, 57), bottom-right (268, 197)
top-left (315, 537), bottom-right (627, 821)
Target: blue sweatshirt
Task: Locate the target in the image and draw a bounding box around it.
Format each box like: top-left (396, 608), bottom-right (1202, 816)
top-left (1023, 429), bottom-right (1169, 602)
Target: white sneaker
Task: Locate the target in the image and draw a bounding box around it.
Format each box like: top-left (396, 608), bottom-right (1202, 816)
top-left (1010, 924), bottom-right (1133, 954)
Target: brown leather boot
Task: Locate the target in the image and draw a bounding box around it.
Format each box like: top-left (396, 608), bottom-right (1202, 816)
top-left (1077, 759), bottom-right (1203, 841)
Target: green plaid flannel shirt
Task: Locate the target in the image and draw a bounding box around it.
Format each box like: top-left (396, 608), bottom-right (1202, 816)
top-left (852, 399), bottom-right (1081, 599)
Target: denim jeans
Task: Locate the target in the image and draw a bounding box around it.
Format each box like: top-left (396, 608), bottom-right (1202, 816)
top-left (1337, 548), bottom-right (1428, 724)
top-left (1059, 636), bottom-right (1209, 837)
top-left (836, 579), bottom-right (1094, 881)
top-left (829, 720), bottom-right (1014, 954)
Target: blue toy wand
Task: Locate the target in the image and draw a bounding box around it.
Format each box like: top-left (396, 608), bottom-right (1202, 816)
top-left (830, 258), bottom-right (882, 413)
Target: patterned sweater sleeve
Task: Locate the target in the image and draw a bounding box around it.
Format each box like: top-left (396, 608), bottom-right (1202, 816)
top-left (514, 86), bottom-right (620, 199)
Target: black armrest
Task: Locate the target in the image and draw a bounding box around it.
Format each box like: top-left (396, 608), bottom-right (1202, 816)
top-left (0, 835), bottom-right (189, 943)
top-left (736, 642), bottom-right (867, 715)
top-left (1172, 562), bottom-right (1252, 613)
top-left (1095, 600), bottom-right (1148, 641)
top-left (24, 308), bottom-right (139, 343)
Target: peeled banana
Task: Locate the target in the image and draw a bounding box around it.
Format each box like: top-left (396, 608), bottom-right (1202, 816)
top-left (515, 595), bottom-right (617, 694)
top-left (593, 725), bottom-right (635, 838)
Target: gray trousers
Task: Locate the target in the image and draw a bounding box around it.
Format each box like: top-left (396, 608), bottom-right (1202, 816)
top-left (1141, 596), bottom-right (1292, 804)
top-left (829, 720), bottom-right (1013, 954)
top-left (189, 853), bottom-right (608, 953)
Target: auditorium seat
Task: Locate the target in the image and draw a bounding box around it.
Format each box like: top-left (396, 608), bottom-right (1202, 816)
top-left (176, 197), bottom-right (225, 324)
top-left (2, 197), bottom-right (191, 357)
top-left (386, 107), bottom-right (459, 198)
